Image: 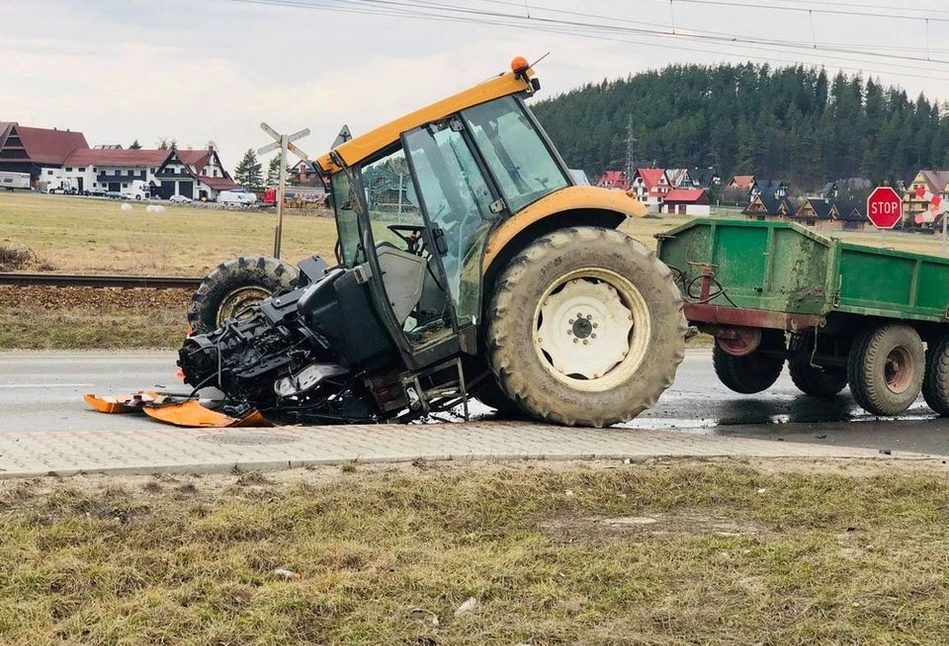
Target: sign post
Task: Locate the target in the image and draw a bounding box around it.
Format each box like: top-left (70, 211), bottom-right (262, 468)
top-left (866, 186), bottom-right (902, 247)
top-left (258, 123), bottom-right (310, 259)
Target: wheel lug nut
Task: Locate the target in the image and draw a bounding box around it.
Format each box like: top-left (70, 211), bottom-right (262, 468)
top-left (569, 319), bottom-right (574, 324)
top-left (576, 312), bottom-right (583, 318)
top-left (586, 314), bottom-right (592, 319)
top-left (591, 333), bottom-right (597, 339)
top-left (573, 338), bottom-right (579, 344)
top-left (583, 340), bottom-right (589, 345)
top-left (593, 323), bottom-right (598, 328)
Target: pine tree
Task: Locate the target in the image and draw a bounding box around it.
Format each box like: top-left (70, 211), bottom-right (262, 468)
top-left (129, 139), bottom-right (142, 150)
top-left (234, 149), bottom-right (263, 192)
top-left (266, 155), bottom-right (283, 186)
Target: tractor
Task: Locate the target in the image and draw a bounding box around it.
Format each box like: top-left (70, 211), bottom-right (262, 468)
top-left (177, 57), bottom-right (687, 427)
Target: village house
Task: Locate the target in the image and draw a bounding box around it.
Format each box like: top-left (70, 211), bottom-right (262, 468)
top-left (629, 168), bottom-right (671, 210)
top-left (664, 168), bottom-right (692, 188)
top-left (44, 145), bottom-right (241, 200)
top-left (752, 179), bottom-right (789, 199)
top-left (662, 188), bottom-right (711, 217)
top-left (904, 170), bottom-right (949, 225)
top-left (792, 197), bottom-right (834, 228)
top-left (727, 175), bottom-right (755, 192)
top-left (0, 122), bottom-right (88, 181)
top-left (688, 167), bottom-right (721, 190)
top-left (743, 193), bottom-right (795, 221)
top-left (595, 170), bottom-right (629, 191)
top-left (832, 199), bottom-right (869, 231)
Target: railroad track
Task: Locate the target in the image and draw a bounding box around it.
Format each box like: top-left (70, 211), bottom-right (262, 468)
top-left (0, 272), bottom-right (202, 289)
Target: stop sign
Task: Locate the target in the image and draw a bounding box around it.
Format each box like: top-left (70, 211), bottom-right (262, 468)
top-left (866, 186), bottom-right (902, 229)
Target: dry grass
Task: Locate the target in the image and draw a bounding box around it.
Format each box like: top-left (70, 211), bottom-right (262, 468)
top-left (2, 459), bottom-right (949, 645)
top-left (0, 193), bottom-right (339, 276)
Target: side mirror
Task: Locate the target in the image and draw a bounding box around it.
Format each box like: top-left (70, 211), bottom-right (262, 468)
top-left (431, 226), bottom-right (449, 255)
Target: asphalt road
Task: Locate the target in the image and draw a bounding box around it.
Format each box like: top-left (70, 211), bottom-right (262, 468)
top-left (2, 350), bottom-right (949, 455)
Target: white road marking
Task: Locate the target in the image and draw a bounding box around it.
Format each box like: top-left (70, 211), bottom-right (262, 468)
top-left (0, 383), bottom-right (94, 389)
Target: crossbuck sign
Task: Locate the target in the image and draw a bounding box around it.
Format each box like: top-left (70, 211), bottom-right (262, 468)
top-left (258, 122), bottom-right (310, 258)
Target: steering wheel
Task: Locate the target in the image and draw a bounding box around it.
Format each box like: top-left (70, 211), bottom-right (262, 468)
top-left (387, 224), bottom-right (426, 254)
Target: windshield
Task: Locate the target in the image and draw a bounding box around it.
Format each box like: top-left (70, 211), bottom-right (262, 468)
top-left (461, 96), bottom-right (569, 212)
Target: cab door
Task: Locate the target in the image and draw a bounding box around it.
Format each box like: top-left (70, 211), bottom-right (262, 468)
top-left (401, 118), bottom-right (505, 331)
top-left (349, 144), bottom-right (461, 368)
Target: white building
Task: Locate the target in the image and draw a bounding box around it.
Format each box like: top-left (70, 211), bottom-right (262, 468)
top-left (41, 145), bottom-right (241, 200)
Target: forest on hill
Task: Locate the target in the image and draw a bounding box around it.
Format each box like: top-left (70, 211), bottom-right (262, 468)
top-left (531, 63), bottom-right (948, 190)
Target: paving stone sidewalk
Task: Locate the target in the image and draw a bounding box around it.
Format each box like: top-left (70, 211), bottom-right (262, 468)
top-left (0, 421), bottom-right (926, 479)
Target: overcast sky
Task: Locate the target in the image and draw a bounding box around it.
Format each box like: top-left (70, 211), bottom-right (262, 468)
top-left (5, 0), bottom-right (949, 169)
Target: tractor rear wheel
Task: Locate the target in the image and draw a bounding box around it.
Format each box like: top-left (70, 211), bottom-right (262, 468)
top-left (486, 226), bottom-right (687, 428)
top-left (188, 256), bottom-right (298, 334)
top-left (847, 323), bottom-right (924, 416)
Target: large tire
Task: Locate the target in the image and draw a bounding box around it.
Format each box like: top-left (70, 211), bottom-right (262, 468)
top-left (473, 378), bottom-right (524, 415)
top-left (788, 334), bottom-right (848, 397)
top-left (188, 256), bottom-right (298, 334)
top-left (713, 329), bottom-right (785, 394)
top-left (847, 323), bottom-right (924, 416)
top-left (485, 226), bottom-right (687, 428)
top-left (922, 334), bottom-right (949, 416)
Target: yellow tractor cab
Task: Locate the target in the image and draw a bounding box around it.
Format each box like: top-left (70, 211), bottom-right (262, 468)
top-left (176, 57), bottom-right (686, 427)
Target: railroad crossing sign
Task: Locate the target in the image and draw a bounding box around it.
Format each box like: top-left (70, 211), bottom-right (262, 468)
top-left (258, 122), bottom-right (310, 259)
top-left (866, 186), bottom-right (902, 230)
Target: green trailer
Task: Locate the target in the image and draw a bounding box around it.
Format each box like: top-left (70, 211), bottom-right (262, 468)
top-left (655, 218), bottom-right (949, 416)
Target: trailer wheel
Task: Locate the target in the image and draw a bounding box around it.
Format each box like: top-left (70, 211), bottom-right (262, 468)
top-left (486, 226), bottom-right (686, 428)
top-left (922, 334), bottom-right (949, 416)
top-left (713, 329), bottom-right (785, 394)
top-left (847, 323), bottom-right (924, 416)
top-left (188, 256), bottom-right (298, 335)
top-left (788, 334), bottom-right (848, 397)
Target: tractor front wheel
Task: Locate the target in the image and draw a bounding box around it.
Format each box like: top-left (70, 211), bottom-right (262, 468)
top-left (486, 226), bottom-right (687, 428)
top-left (188, 256), bottom-right (298, 335)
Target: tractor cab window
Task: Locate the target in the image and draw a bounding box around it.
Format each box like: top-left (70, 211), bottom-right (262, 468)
top-left (331, 169), bottom-right (364, 267)
top-left (462, 96), bottom-right (569, 213)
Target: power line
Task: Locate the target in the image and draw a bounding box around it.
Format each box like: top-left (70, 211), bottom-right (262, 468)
top-left (663, 0), bottom-right (949, 23)
top-left (217, 0), bottom-right (949, 80)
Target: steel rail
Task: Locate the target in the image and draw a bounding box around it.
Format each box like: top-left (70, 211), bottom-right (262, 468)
top-left (0, 272), bottom-right (202, 289)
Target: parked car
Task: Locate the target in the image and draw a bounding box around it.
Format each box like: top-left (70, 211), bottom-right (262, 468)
top-left (169, 194), bottom-right (192, 204)
top-left (105, 191), bottom-right (123, 200)
top-left (218, 190), bottom-right (257, 206)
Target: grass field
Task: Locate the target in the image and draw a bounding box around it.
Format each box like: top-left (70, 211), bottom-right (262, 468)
top-left (2, 459), bottom-right (949, 645)
top-left (0, 193), bottom-right (339, 276)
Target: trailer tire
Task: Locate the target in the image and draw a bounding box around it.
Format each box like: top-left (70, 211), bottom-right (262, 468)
top-left (712, 329), bottom-right (785, 394)
top-left (847, 323), bottom-right (923, 416)
top-left (188, 256), bottom-right (298, 334)
top-left (788, 334), bottom-right (848, 397)
top-left (922, 334), bottom-right (949, 416)
top-left (486, 226), bottom-right (687, 428)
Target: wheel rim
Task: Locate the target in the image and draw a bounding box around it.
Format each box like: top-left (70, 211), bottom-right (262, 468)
top-left (216, 286), bottom-right (272, 325)
top-left (884, 345), bottom-right (915, 393)
top-left (532, 268), bottom-right (650, 393)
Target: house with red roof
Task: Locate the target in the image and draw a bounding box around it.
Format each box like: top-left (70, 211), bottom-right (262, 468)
top-left (0, 122), bottom-right (88, 180)
top-left (662, 188), bottom-right (711, 217)
top-left (595, 170), bottom-right (628, 191)
top-left (629, 168), bottom-right (671, 210)
top-left (45, 145), bottom-right (240, 200)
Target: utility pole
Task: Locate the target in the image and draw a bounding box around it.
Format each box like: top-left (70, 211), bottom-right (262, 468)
top-left (624, 115), bottom-right (637, 184)
top-left (258, 123), bottom-right (310, 259)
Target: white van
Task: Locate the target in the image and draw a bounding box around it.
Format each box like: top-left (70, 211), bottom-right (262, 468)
top-left (218, 190), bottom-right (257, 206)
top-left (121, 180), bottom-right (150, 201)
